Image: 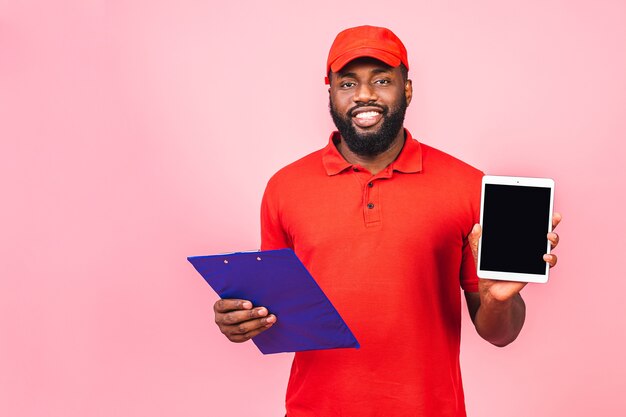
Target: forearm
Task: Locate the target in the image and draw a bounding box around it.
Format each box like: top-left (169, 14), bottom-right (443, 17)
top-left (474, 293), bottom-right (526, 347)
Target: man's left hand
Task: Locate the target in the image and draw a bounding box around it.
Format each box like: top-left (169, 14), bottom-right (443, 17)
top-left (468, 212), bottom-right (562, 302)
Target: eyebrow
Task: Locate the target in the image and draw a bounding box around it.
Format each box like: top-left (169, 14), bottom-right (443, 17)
top-left (337, 68), bottom-right (393, 79)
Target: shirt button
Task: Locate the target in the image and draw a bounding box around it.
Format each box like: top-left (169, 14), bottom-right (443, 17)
top-left (367, 203), bottom-right (375, 209)
top-left (368, 182), bottom-right (374, 188)
top-left (353, 167), bottom-right (359, 172)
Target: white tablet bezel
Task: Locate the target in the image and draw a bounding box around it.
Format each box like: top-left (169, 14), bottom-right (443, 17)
top-left (477, 175), bottom-right (555, 283)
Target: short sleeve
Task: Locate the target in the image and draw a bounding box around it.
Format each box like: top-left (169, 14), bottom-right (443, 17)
top-left (460, 171), bottom-right (483, 293)
top-left (260, 180), bottom-right (293, 251)
top-left (460, 236), bottom-right (479, 292)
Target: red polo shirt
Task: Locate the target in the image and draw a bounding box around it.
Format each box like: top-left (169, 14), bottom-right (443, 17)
top-left (261, 130), bottom-right (483, 417)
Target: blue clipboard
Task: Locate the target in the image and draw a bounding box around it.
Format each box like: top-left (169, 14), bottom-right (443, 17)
top-left (187, 249), bottom-right (360, 354)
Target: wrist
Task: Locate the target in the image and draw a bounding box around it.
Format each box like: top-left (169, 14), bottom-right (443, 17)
top-left (479, 290), bottom-right (517, 311)
top-left (474, 292), bottom-right (526, 347)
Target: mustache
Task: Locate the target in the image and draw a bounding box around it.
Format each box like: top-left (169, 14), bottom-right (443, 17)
top-left (348, 103), bottom-right (388, 117)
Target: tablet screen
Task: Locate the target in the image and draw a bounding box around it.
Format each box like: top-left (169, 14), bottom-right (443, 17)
top-left (480, 183), bottom-right (552, 275)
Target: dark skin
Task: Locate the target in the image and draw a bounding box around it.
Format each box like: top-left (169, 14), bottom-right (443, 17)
top-left (466, 217), bottom-right (560, 346)
top-left (330, 57), bottom-right (412, 174)
top-left (213, 299), bottom-right (276, 342)
top-left (213, 57), bottom-right (561, 346)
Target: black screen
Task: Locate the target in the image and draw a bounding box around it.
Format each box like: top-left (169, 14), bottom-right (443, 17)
top-left (480, 184), bottom-right (551, 275)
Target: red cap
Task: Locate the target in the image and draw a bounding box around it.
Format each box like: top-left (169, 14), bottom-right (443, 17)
top-left (325, 25), bottom-right (409, 84)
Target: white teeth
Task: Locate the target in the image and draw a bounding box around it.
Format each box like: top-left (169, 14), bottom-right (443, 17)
top-left (355, 111), bottom-right (380, 119)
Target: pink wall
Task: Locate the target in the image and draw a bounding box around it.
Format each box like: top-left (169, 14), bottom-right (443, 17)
top-left (2, 1), bottom-right (625, 415)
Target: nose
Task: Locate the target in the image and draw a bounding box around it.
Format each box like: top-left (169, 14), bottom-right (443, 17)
top-left (353, 83), bottom-right (377, 103)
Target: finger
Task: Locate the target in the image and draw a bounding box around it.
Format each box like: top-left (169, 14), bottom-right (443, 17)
top-left (224, 315), bottom-right (277, 342)
top-left (229, 325), bottom-right (272, 343)
top-left (469, 223), bottom-right (482, 242)
top-left (543, 253), bottom-right (558, 268)
top-left (547, 232), bottom-right (559, 249)
top-left (217, 306), bottom-right (270, 326)
top-left (214, 298), bottom-right (253, 313)
top-left (229, 314), bottom-right (276, 334)
top-left (483, 280), bottom-right (527, 302)
top-left (468, 224), bottom-right (482, 258)
top-left (552, 212), bottom-right (562, 230)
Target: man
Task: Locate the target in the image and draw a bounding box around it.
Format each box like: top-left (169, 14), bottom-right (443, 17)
top-left (213, 25), bottom-right (560, 417)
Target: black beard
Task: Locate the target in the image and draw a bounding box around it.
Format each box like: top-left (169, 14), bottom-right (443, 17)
top-left (329, 95), bottom-right (407, 157)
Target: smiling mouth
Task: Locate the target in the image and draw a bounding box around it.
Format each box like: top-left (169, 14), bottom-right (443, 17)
top-left (351, 109), bottom-right (383, 128)
top-left (355, 111), bottom-right (381, 119)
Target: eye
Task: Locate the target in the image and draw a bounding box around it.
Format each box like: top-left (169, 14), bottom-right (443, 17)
top-left (374, 79), bottom-right (390, 85)
top-left (340, 81), bottom-right (356, 88)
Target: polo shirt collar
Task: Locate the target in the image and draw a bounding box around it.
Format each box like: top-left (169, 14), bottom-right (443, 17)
top-left (322, 129), bottom-right (423, 176)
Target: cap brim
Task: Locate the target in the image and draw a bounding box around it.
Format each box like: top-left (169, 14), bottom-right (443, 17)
top-left (329, 48), bottom-right (402, 73)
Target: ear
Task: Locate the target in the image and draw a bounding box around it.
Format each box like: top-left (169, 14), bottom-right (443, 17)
top-left (404, 79), bottom-right (413, 106)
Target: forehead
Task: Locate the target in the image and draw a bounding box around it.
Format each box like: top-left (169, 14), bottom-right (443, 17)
top-left (335, 57), bottom-right (397, 77)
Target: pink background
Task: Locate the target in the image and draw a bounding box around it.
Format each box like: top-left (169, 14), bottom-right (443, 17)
top-left (2, 1), bottom-right (625, 416)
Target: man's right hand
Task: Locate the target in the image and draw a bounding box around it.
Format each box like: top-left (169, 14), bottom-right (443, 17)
top-left (213, 299), bottom-right (277, 343)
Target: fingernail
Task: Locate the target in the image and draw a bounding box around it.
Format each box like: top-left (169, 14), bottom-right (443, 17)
top-left (257, 308), bottom-right (267, 316)
top-left (266, 315), bottom-right (276, 324)
top-left (242, 301), bottom-right (252, 309)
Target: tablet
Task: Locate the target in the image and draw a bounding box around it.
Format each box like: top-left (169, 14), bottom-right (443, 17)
top-left (477, 175), bottom-right (555, 283)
